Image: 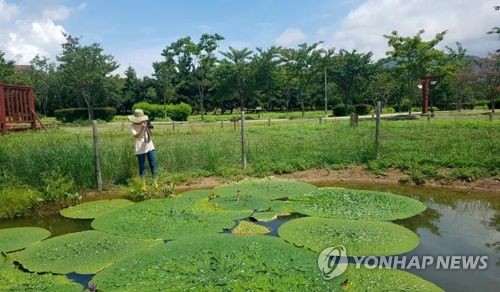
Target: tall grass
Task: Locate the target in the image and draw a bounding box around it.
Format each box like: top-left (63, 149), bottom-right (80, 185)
top-left (1, 118), bottom-right (499, 190)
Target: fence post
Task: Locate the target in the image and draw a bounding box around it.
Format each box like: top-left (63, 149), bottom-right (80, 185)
top-left (0, 85), bottom-right (5, 132)
top-left (92, 120), bottom-right (103, 191)
top-left (319, 117), bottom-right (322, 124)
top-left (172, 121), bottom-right (175, 131)
top-left (268, 118), bottom-right (271, 126)
top-left (220, 120), bottom-right (223, 128)
top-left (241, 110), bottom-right (247, 169)
top-left (375, 101), bottom-right (381, 160)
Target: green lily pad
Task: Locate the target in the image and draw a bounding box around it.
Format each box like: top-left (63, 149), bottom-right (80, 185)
top-left (0, 268), bottom-right (82, 292)
top-left (60, 199), bottom-right (134, 219)
top-left (278, 217), bottom-right (420, 256)
top-left (91, 194), bottom-right (252, 240)
top-left (17, 230), bottom-right (160, 274)
top-left (210, 195), bottom-right (286, 211)
top-left (251, 211), bottom-right (290, 222)
top-left (345, 266), bottom-right (443, 291)
top-left (92, 234), bottom-right (345, 290)
top-left (288, 188), bottom-right (426, 221)
top-left (231, 221), bottom-right (270, 235)
top-left (213, 178), bottom-right (317, 200)
top-left (0, 227), bottom-right (51, 252)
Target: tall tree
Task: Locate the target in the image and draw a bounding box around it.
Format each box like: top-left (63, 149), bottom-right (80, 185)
top-left (220, 46), bottom-right (253, 111)
top-left (29, 55), bottom-right (56, 116)
top-left (57, 35), bottom-right (119, 119)
top-left (475, 53), bottom-right (500, 113)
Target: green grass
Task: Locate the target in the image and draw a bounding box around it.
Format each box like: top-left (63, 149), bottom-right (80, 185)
top-left (0, 114), bottom-right (499, 190)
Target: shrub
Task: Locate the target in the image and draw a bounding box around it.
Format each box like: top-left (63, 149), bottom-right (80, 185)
top-left (40, 171), bottom-right (80, 204)
top-left (133, 102), bottom-right (192, 121)
top-left (487, 99), bottom-right (500, 110)
top-left (353, 104), bottom-right (372, 115)
top-left (332, 104), bottom-right (350, 116)
top-left (0, 185), bottom-right (40, 218)
top-left (126, 177), bottom-right (174, 202)
top-left (54, 107), bottom-right (117, 123)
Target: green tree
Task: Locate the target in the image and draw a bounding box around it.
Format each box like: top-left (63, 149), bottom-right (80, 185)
top-left (120, 66), bottom-right (141, 113)
top-left (220, 46), bottom-right (253, 111)
top-left (57, 35), bottom-right (119, 119)
top-left (474, 53), bottom-right (500, 113)
top-left (250, 47), bottom-right (280, 111)
top-left (29, 55), bottom-right (56, 116)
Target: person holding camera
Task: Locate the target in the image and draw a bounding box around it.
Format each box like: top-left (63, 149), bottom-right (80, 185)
top-left (128, 109), bottom-right (158, 188)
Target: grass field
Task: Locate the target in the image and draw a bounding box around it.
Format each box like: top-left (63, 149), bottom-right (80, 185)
top-left (2, 110), bottom-right (499, 191)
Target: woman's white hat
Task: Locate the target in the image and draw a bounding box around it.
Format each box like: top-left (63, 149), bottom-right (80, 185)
top-left (128, 109), bottom-right (149, 123)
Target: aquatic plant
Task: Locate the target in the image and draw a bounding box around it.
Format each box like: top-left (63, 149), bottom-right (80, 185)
top-left (92, 234), bottom-right (345, 290)
top-left (17, 230), bottom-right (160, 274)
top-left (59, 199), bottom-right (133, 219)
top-left (0, 268), bottom-right (82, 291)
top-left (213, 178), bottom-right (317, 200)
top-left (231, 221), bottom-right (270, 235)
top-left (92, 190), bottom-right (252, 240)
top-left (288, 188), bottom-right (426, 221)
top-left (210, 194), bottom-right (286, 211)
top-left (251, 211), bottom-right (290, 222)
top-left (0, 227), bottom-right (51, 253)
top-left (278, 217), bottom-right (420, 256)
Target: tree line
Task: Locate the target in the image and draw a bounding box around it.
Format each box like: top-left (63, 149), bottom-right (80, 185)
top-left (0, 29), bottom-right (498, 119)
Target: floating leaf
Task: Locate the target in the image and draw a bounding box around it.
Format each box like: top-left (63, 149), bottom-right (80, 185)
top-left (92, 234), bottom-right (345, 290)
top-left (231, 221), bottom-right (270, 235)
top-left (17, 230), bottom-right (160, 274)
top-left (92, 191), bottom-right (252, 240)
top-left (278, 217), bottom-right (419, 256)
top-left (213, 178), bottom-right (317, 200)
top-left (345, 266), bottom-right (443, 291)
top-left (251, 211), bottom-right (290, 222)
top-left (288, 188), bottom-right (426, 221)
top-left (210, 195), bottom-right (286, 211)
top-left (0, 268), bottom-right (82, 291)
top-left (0, 227), bottom-right (51, 252)
top-left (60, 199), bottom-right (134, 219)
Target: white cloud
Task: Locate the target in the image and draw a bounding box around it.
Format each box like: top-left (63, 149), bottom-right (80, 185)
top-left (0, 0), bottom-right (18, 22)
top-left (275, 28), bottom-right (307, 46)
top-left (328, 0), bottom-right (499, 58)
top-left (0, 1), bottom-right (86, 63)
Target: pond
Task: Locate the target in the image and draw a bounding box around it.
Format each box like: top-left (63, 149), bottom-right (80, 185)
top-left (0, 182), bottom-right (498, 291)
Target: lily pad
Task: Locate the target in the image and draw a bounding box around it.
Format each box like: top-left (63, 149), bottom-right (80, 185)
top-left (60, 199), bottom-right (134, 219)
top-left (288, 188), bottom-right (426, 221)
top-left (231, 221), bottom-right (270, 235)
top-left (210, 195), bottom-right (286, 211)
top-left (0, 268), bottom-right (82, 292)
top-left (91, 194), bottom-right (252, 240)
top-left (0, 227), bottom-right (51, 252)
top-left (278, 217), bottom-right (419, 256)
top-left (213, 178), bottom-right (317, 200)
top-left (17, 230), bottom-right (160, 274)
top-left (345, 266), bottom-right (443, 291)
top-left (92, 234), bottom-right (345, 290)
top-left (251, 211), bottom-right (290, 222)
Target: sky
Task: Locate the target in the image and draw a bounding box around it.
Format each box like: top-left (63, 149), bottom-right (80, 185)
top-left (0, 0), bottom-right (498, 77)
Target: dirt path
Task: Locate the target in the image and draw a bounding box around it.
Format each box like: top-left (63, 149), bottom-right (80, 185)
top-left (175, 166), bottom-right (500, 197)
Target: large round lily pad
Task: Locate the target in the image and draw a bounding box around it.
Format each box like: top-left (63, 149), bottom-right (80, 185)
top-left (210, 195), bottom-right (286, 211)
top-left (213, 178), bottom-right (317, 200)
top-left (17, 230), bottom-right (160, 274)
top-left (251, 211), bottom-right (290, 222)
top-left (278, 217), bottom-right (420, 256)
top-left (92, 191), bottom-right (252, 240)
top-left (288, 188), bottom-right (426, 221)
top-left (0, 227), bottom-right (51, 253)
top-left (345, 266), bottom-right (443, 291)
top-left (0, 268), bottom-right (82, 292)
top-left (60, 199), bottom-right (133, 219)
top-left (92, 234), bottom-right (345, 290)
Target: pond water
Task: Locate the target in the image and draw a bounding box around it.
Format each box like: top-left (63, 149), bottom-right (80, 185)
top-left (1, 183), bottom-right (498, 291)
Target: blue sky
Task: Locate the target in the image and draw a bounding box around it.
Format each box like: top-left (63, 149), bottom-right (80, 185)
top-left (1, 0), bottom-right (498, 76)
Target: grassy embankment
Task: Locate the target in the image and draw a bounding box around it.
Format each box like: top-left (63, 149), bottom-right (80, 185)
top-left (1, 112), bottom-right (499, 217)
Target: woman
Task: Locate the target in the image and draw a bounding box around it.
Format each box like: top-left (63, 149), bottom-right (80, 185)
top-left (128, 109), bottom-right (158, 188)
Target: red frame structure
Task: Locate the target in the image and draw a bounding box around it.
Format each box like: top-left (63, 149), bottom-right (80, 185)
top-left (0, 83), bottom-right (45, 132)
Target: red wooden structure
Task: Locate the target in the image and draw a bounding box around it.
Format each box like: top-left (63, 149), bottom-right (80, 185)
top-left (0, 83), bottom-right (45, 132)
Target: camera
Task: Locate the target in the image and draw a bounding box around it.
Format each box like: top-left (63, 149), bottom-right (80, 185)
top-left (146, 120), bottom-right (154, 129)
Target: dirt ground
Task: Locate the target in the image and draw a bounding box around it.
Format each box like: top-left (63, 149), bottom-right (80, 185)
top-left (175, 166), bottom-right (500, 197)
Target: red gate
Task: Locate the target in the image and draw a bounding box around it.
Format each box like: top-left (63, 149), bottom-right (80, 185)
top-left (0, 83), bottom-right (45, 132)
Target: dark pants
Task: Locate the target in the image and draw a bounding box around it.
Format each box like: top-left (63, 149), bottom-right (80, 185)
top-left (136, 150), bottom-right (157, 178)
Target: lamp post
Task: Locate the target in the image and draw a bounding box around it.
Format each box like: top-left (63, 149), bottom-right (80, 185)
top-left (418, 77), bottom-right (437, 114)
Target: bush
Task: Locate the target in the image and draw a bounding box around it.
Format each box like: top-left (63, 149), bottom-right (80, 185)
top-left (40, 171), bottom-right (80, 204)
top-left (126, 177), bottom-right (174, 202)
top-left (332, 104), bottom-right (350, 116)
top-left (54, 107), bottom-right (117, 123)
top-left (487, 99), bottom-right (500, 110)
top-left (133, 102), bottom-right (192, 121)
top-left (0, 185), bottom-right (40, 218)
top-left (353, 104), bottom-right (372, 115)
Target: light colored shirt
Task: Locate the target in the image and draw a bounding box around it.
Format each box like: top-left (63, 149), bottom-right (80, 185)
top-left (130, 124), bottom-right (155, 155)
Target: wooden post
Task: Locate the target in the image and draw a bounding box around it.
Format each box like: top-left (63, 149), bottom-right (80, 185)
top-left (375, 101), bottom-right (381, 160)
top-left (319, 117), bottom-right (322, 124)
top-left (233, 119), bottom-right (237, 131)
top-left (172, 121), bottom-right (175, 131)
top-left (268, 117), bottom-right (271, 126)
top-left (220, 120), bottom-right (223, 128)
top-left (92, 120), bottom-right (103, 191)
top-left (241, 110), bottom-right (247, 169)
top-left (28, 88), bottom-right (36, 130)
top-left (0, 85), bottom-right (5, 132)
